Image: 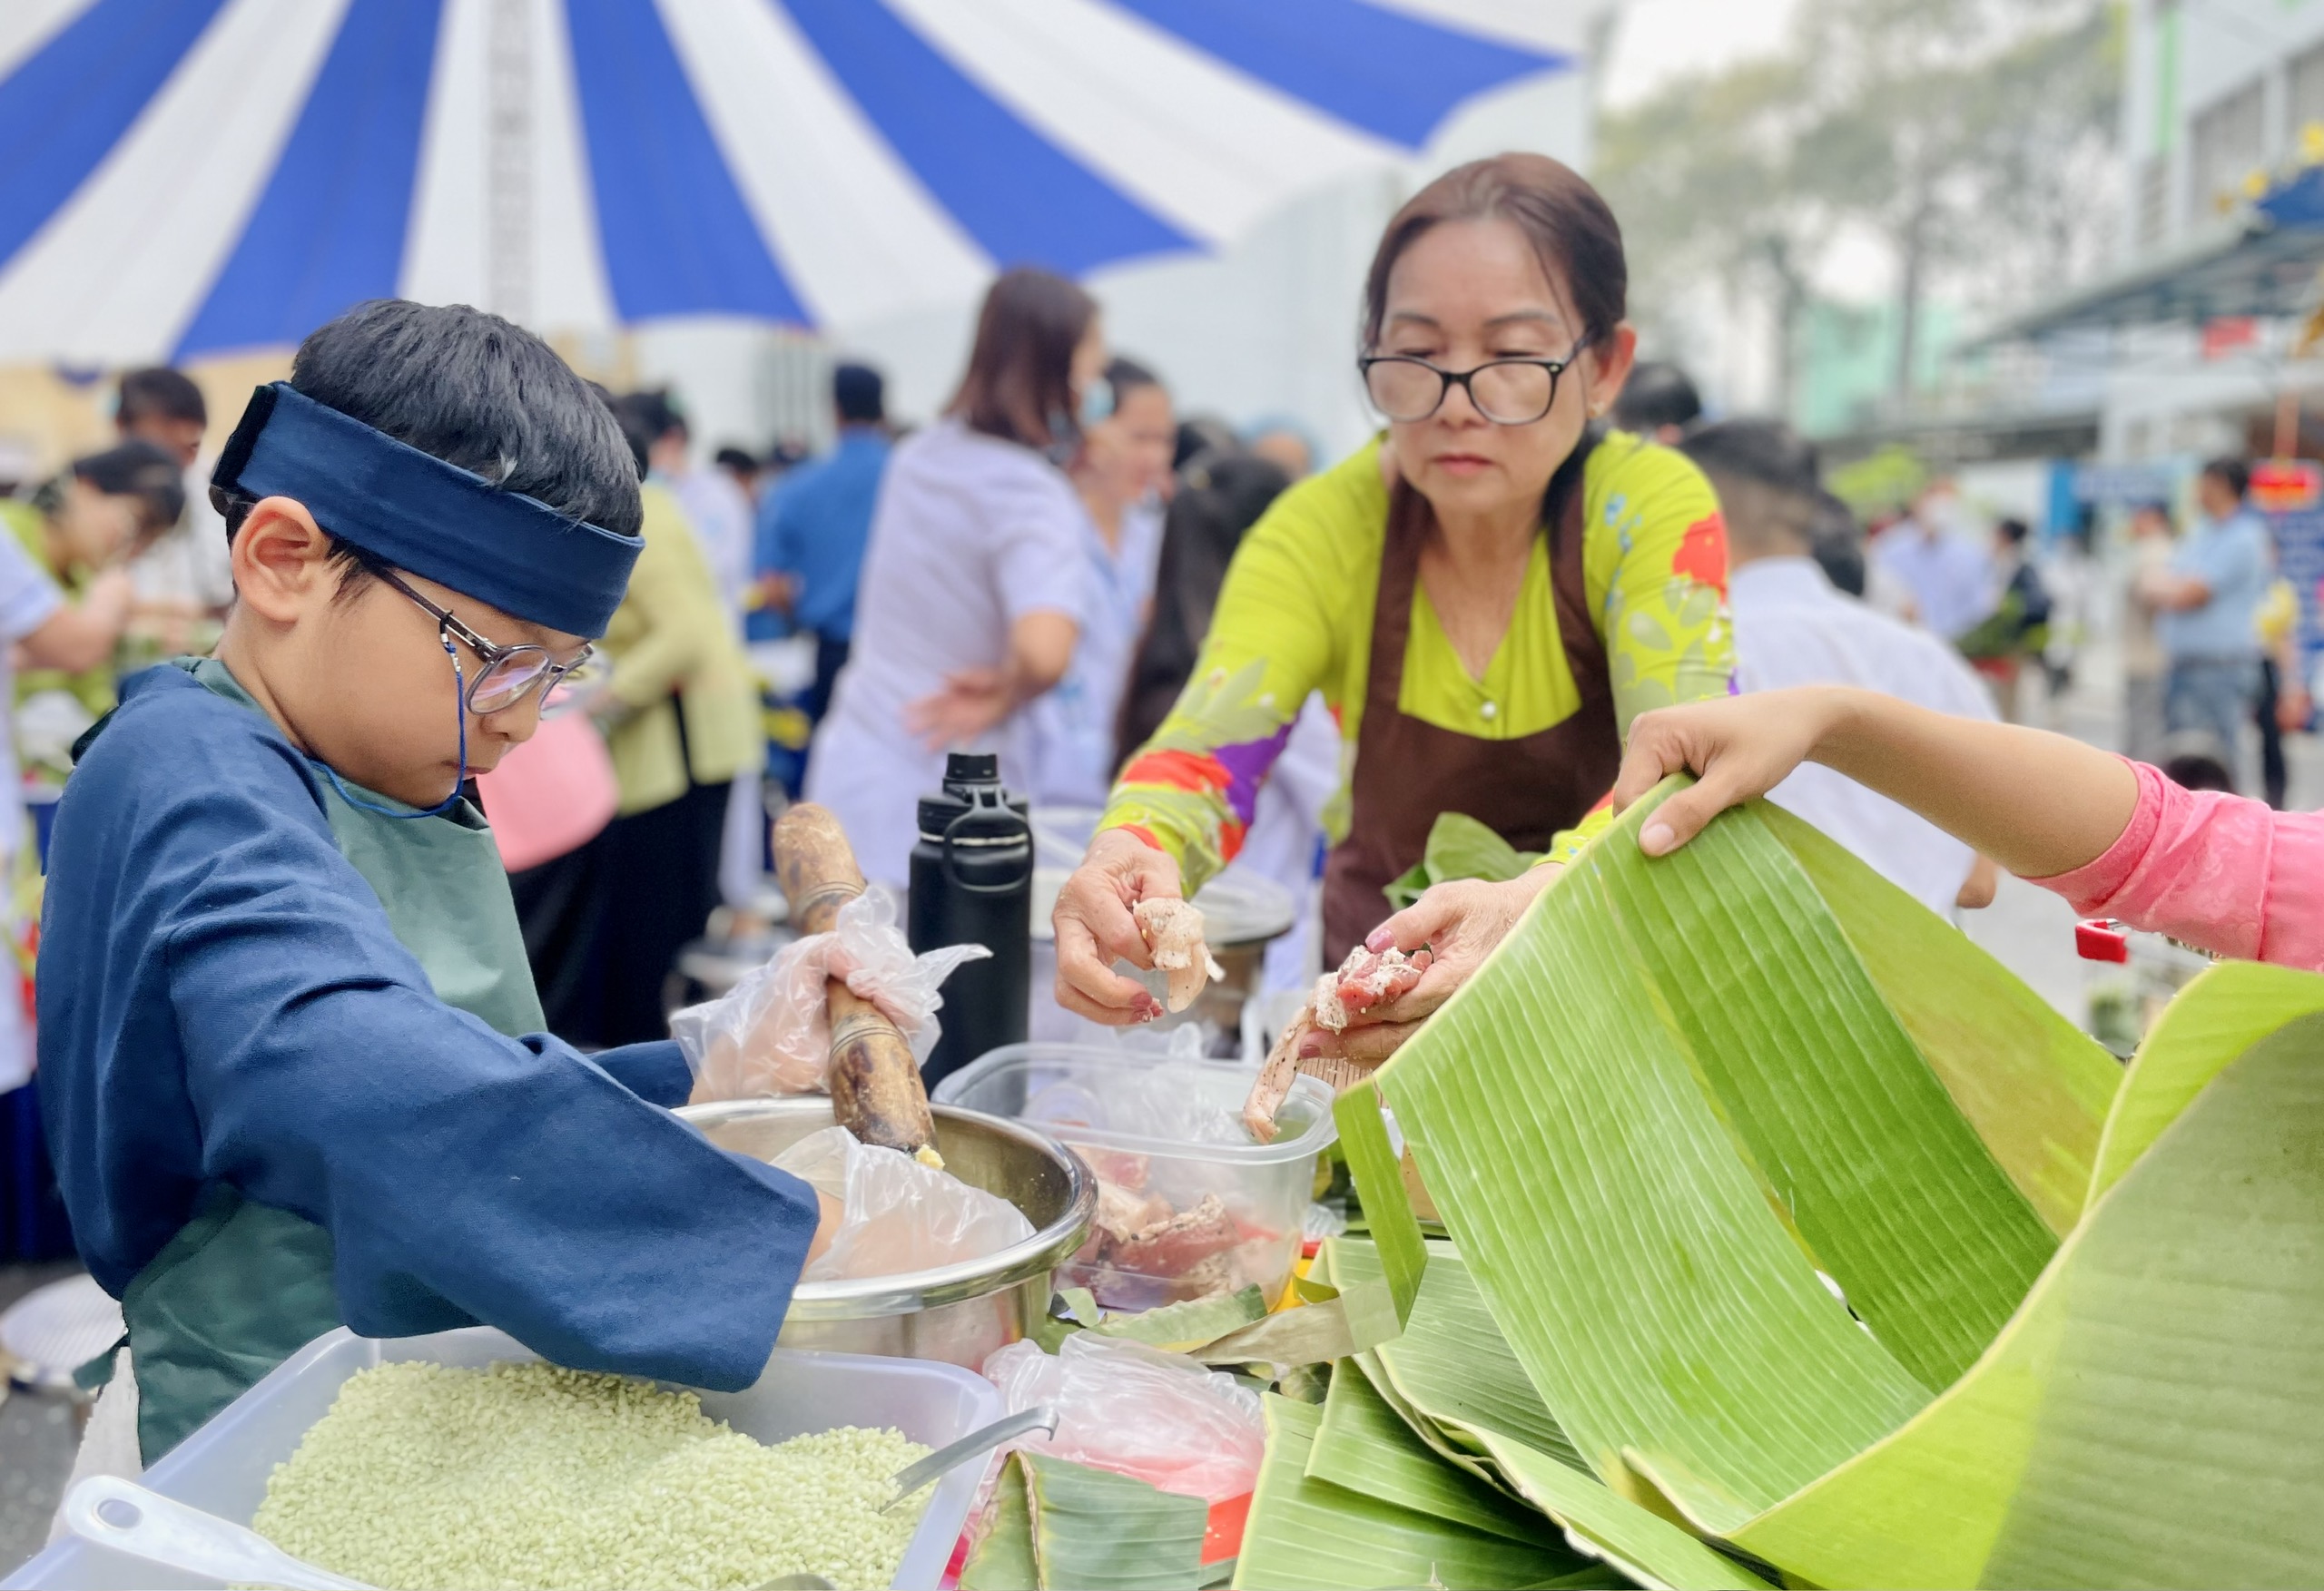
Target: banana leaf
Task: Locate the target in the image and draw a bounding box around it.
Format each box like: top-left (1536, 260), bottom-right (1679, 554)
top-left (1477, 1429), bottom-right (1772, 1591)
top-left (1384, 811), bottom-right (1543, 910)
top-left (1770, 806), bottom-right (2120, 1233)
top-left (1315, 1240), bottom-right (1775, 1591)
top-left (962, 1454), bottom-right (1209, 1591)
top-left (1092, 1286), bottom-right (1268, 1349)
top-left (1360, 781), bottom-right (2324, 1585)
top-left (1324, 1235), bottom-right (1582, 1475)
top-left (1022, 1452), bottom-right (1208, 1591)
top-left (1727, 966), bottom-right (2324, 1587)
top-left (1236, 1396), bottom-right (1620, 1591)
top-left (960, 1458), bottom-right (1039, 1591)
top-left (1306, 1359), bottom-right (1562, 1545)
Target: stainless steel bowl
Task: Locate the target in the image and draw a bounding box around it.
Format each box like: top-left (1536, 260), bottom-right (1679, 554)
top-left (677, 1098), bottom-right (1095, 1369)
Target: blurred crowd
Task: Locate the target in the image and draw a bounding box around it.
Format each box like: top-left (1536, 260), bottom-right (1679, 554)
top-left (0, 284), bottom-right (2311, 1095)
top-left (0, 268), bottom-right (1332, 1092)
top-left (1621, 362), bottom-right (2309, 797)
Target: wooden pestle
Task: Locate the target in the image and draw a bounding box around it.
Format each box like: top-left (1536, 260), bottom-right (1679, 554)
top-left (771, 803), bottom-right (940, 1159)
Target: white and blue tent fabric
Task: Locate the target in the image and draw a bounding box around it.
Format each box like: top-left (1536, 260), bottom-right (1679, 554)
top-left (0, 0), bottom-right (1570, 366)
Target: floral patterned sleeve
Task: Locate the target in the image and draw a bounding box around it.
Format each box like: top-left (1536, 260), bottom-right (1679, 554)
top-left (1096, 460), bottom-right (1374, 894)
top-left (1541, 437), bottom-right (1736, 867)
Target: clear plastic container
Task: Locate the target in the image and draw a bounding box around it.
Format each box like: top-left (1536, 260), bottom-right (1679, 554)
top-left (5, 1326), bottom-right (1000, 1591)
top-left (933, 1045), bottom-right (1336, 1312)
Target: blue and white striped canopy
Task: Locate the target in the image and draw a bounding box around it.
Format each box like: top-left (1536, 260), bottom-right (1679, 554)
top-left (0, 0), bottom-right (1569, 366)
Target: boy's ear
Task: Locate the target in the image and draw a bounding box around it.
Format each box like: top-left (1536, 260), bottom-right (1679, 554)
top-left (231, 496), bottom-right (337, 623)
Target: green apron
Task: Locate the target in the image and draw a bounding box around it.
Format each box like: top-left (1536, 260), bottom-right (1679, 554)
top-left (119, 658), bottom-right (545, 1462)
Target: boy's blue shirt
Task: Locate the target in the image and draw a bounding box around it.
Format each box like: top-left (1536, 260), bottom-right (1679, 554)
top-left (38, 663), bottom-right (815, 1390)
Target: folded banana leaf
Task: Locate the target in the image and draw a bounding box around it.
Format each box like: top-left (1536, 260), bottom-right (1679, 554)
top-left (1324, 1236), bottom-right (1582, 1477)
top-left (1305, 1238), bottom-right (1772, 1590)
top-left (1306, 1360), bottom-right (1561, 1545)
top-left (960, 1452), bottom-right (1209, 1591)
top-left (1358, 780), bottom-right (2324, 1587)
top-left (1236, 1396), bottom-right (1620, 1591)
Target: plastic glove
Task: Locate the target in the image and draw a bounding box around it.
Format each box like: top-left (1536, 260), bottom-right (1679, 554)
top-left (773, 1126), bottom-right (1033, 1282)
top-left (980, 1333), bottom-right (1265, 1504)
top-left (674, 890), bottom-right (989, 1099)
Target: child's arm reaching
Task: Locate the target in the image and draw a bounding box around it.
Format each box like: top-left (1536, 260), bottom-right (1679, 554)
top-left (1613, 686), bottom-right (2324, 971)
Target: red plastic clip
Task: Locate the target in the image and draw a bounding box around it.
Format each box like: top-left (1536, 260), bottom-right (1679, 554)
top-left (2074, 918), bottom-right (2130, 963)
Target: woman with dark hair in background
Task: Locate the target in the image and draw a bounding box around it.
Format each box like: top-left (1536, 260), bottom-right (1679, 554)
top-left (1020, 356), bottom-right (1176, 807)
top-left (1115, 441), bottom-right (1294, 763)
top-left (805, 267), bottom-right (1105, 887)
top-left (1052, 152), bottom-right (1736, 1073)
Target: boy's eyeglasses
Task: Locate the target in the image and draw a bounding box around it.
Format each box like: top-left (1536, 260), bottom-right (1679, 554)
top-left (1358, 347), bottom-right (1583, 427)
top-left (378, 567), bottom-right (597, 714)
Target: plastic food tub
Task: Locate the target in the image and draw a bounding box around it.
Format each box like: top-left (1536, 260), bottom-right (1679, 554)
top-left (933, 1045), bottom-right (1336, 1313)
top-left (4, 1326), bottom-right (1000, 1591)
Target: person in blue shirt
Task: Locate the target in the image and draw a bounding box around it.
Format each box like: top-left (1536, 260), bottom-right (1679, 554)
top-left (39, 300), bottom-right (845, 1469)
top-left (2142, 457), bottom-right (2274, 770)
top-left (755, 363), bottom-right (891, 722)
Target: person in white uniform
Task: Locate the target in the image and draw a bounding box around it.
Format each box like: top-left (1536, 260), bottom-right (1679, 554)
top-left (805, 269), bottom-right (1104, 888)
top-left (1683, 420), bottom-right (1999, 918)
top-left (1019, 357), bottom-right (1174, 808)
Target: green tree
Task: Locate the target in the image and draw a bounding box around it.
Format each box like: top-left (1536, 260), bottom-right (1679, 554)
top-left (1599, 1), bottom-right (2122, 409)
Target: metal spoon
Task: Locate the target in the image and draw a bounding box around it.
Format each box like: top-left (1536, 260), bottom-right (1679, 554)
top-left (64, 1474), bottom-right (373, 1590)
top-left (881, 1404), bottom-right (1059, 1514)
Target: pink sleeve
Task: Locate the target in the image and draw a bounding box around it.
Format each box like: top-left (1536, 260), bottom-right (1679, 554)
top-left (2029, 759), bottom-right (2324, 972)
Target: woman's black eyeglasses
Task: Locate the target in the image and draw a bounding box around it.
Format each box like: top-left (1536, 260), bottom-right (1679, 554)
top-left (1358, 349), bottom-right (1581, 427)
top-left (378, 567), bottom-right (596, 714)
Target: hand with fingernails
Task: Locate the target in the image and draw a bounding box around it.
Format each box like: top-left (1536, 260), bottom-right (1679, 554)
top-left (1050, 829), bottom-right (1177, 1025)
top-left (1296, 866), bottom-right (1561, 1071)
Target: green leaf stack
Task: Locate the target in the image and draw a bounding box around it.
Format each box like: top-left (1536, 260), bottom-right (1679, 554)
top-left (1240, 780), bottom-right (2324, 1588)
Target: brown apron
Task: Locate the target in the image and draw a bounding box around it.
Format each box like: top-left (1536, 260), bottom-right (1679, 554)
top-left (1320, 447), bottom-right (1622, 963)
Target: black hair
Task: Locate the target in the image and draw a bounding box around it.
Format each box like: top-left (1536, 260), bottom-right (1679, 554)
top-left (1612, 361), bottom-right (1703, 435)
top-left (1809, 490), bottom-right (1866, 597)
top-left (1997, 516), bottom-right (2031, 546)
top-left (2159, 731), bottom-right (2236, 795)
top-left (1679, 418), bottom-right (1819, 557)
top-left (606, 391), bottom-right (683, 477)
top-left (1174, 417), bottom-right (1240, 472)
top-left (39, 439), bottom-right (186, 536)
top-left (117, 367), bottom-right (207, 430)
top-left (1103, 357), bottom-right (1160, 400)
top-left (832, 362), bottom-right (886, 426)
top-left (1117, 450), bottom-right (1294, 766)
top-left (2201, 457), bottom-right (2250, 501)
top-left (1364, 153), bottom-right (1625, 358)
top-left (1679, 418), bottom-right (1818, 496)
top-left (714, 445), bottom-right (760, 476)
top-left (216, 300), bottom-right (643, 602)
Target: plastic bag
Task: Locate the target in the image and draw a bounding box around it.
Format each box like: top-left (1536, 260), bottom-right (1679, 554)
top-left (773, 1126), bottom-right (1033, 1282)
top-left (672, 890), bottom-right (989, 1098)
top-left (979, 1333), bottom-right (1265, 1504)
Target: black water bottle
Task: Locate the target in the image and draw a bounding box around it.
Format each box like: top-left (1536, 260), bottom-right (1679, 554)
top-left (909, 752), bottom-right (1031, 1088)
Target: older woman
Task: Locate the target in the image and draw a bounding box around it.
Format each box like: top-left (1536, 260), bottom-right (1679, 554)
top-left (1052, 152), bottom-right (1734, 1065)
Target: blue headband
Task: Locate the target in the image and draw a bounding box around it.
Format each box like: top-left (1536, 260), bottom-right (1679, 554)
top-left (213, 382), bottom-right (643, 637)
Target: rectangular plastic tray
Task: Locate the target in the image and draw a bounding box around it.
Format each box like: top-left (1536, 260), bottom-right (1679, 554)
top-left (5, 1326), bottom-right (1000, 1591)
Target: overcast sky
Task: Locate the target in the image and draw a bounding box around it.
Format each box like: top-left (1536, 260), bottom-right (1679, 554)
top-left (1600, 0), bottom-right (1800, 107)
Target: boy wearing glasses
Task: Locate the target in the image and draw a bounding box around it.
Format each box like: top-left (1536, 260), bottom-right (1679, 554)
top-left (38, 301), bottom-right (836, 1472)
